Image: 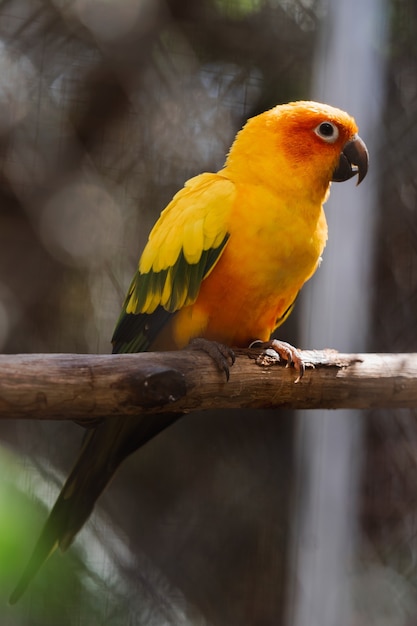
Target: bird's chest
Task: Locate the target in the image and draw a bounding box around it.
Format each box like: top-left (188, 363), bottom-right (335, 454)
top-left (226, 192), bottom-right (328, 295)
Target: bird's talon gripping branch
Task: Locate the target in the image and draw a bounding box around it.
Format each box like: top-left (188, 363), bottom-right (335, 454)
top-left (270, 339), bottom-right (305, 381)
top-left (251, 339), bottom-right (305, 382)
top-left (189, 337), bottom-right (235, 381)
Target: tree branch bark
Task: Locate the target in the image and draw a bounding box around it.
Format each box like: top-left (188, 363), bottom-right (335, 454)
top-left (0, 349), bottom-right (416, 421)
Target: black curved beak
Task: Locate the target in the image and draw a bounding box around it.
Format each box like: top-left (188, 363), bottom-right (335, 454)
top-left (332, 134), bottom-right (369, 185)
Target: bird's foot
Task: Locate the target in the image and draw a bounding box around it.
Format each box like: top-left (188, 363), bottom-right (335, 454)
top-left (249, 339), bottom-right (305, 382)
top-left (188, 338), bottom-right (235, 381)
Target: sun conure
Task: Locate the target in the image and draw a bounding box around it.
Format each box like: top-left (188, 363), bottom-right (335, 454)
top-left (10, 100), bottom-right (368, 603)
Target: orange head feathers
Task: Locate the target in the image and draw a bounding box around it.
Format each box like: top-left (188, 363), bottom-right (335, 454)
top-left (225, 100), bottom-right (368, 203)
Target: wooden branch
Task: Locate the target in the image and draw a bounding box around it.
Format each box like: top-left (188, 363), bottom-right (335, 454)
top-left (0, 349), bottom-right (416, 421)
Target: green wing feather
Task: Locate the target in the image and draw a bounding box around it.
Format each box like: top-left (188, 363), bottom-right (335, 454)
top-left (112, 173), bottom-right (235, 353)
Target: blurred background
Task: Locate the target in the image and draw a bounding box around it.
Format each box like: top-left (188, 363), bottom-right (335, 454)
top-left (0, 0), bottom-right (416, 624)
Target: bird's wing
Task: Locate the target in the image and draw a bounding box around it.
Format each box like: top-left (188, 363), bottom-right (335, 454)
top-left (112, 173), bottom-right (235, 353)
top-left (10, 174), bottom-right (235, 604)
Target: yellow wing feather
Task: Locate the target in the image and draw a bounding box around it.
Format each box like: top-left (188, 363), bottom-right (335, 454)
top-left (125, 172), bottom-right (235, 315)
top-left (139, 173), bottom-right (234, 272)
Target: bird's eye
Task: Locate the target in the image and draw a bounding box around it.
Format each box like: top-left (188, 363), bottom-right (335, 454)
top-left (314, 121), bottom-right (339, 143)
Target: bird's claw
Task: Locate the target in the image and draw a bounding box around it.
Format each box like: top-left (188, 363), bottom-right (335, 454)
top-left (188, 338), bottom-right (235, 381)
top-left (249, 339), bottom-right (305, 382)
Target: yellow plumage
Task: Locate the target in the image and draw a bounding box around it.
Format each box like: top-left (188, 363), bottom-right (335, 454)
top-left (120, 100), bottom-right (366, 350)
top-left (10, 101), bottom-right (368, 604)
top-left (138, 174), bottom-right (234, 275)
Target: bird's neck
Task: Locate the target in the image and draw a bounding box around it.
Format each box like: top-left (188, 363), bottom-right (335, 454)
top-left (221, 155), bottom-right (330, 225)
top-left (223, 129), bottom-right (331, 212)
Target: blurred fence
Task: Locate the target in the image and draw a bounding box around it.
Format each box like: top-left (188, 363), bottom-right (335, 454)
top-left (0, 1), bottom-right (417, 625)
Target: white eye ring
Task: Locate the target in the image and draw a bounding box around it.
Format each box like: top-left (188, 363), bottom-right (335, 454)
top-left (314, 121), bottom-right (339, 143)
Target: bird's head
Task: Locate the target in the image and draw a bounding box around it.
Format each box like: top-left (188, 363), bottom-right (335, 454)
top-left (225, 100), bottom-right (368, 200)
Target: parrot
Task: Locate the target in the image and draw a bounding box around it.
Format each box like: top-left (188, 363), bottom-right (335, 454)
top-left (10, 100), bottom-right (368, 603)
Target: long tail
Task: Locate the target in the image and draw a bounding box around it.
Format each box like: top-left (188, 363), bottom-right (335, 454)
top-left (9, 412), bottom-right (180, 604)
